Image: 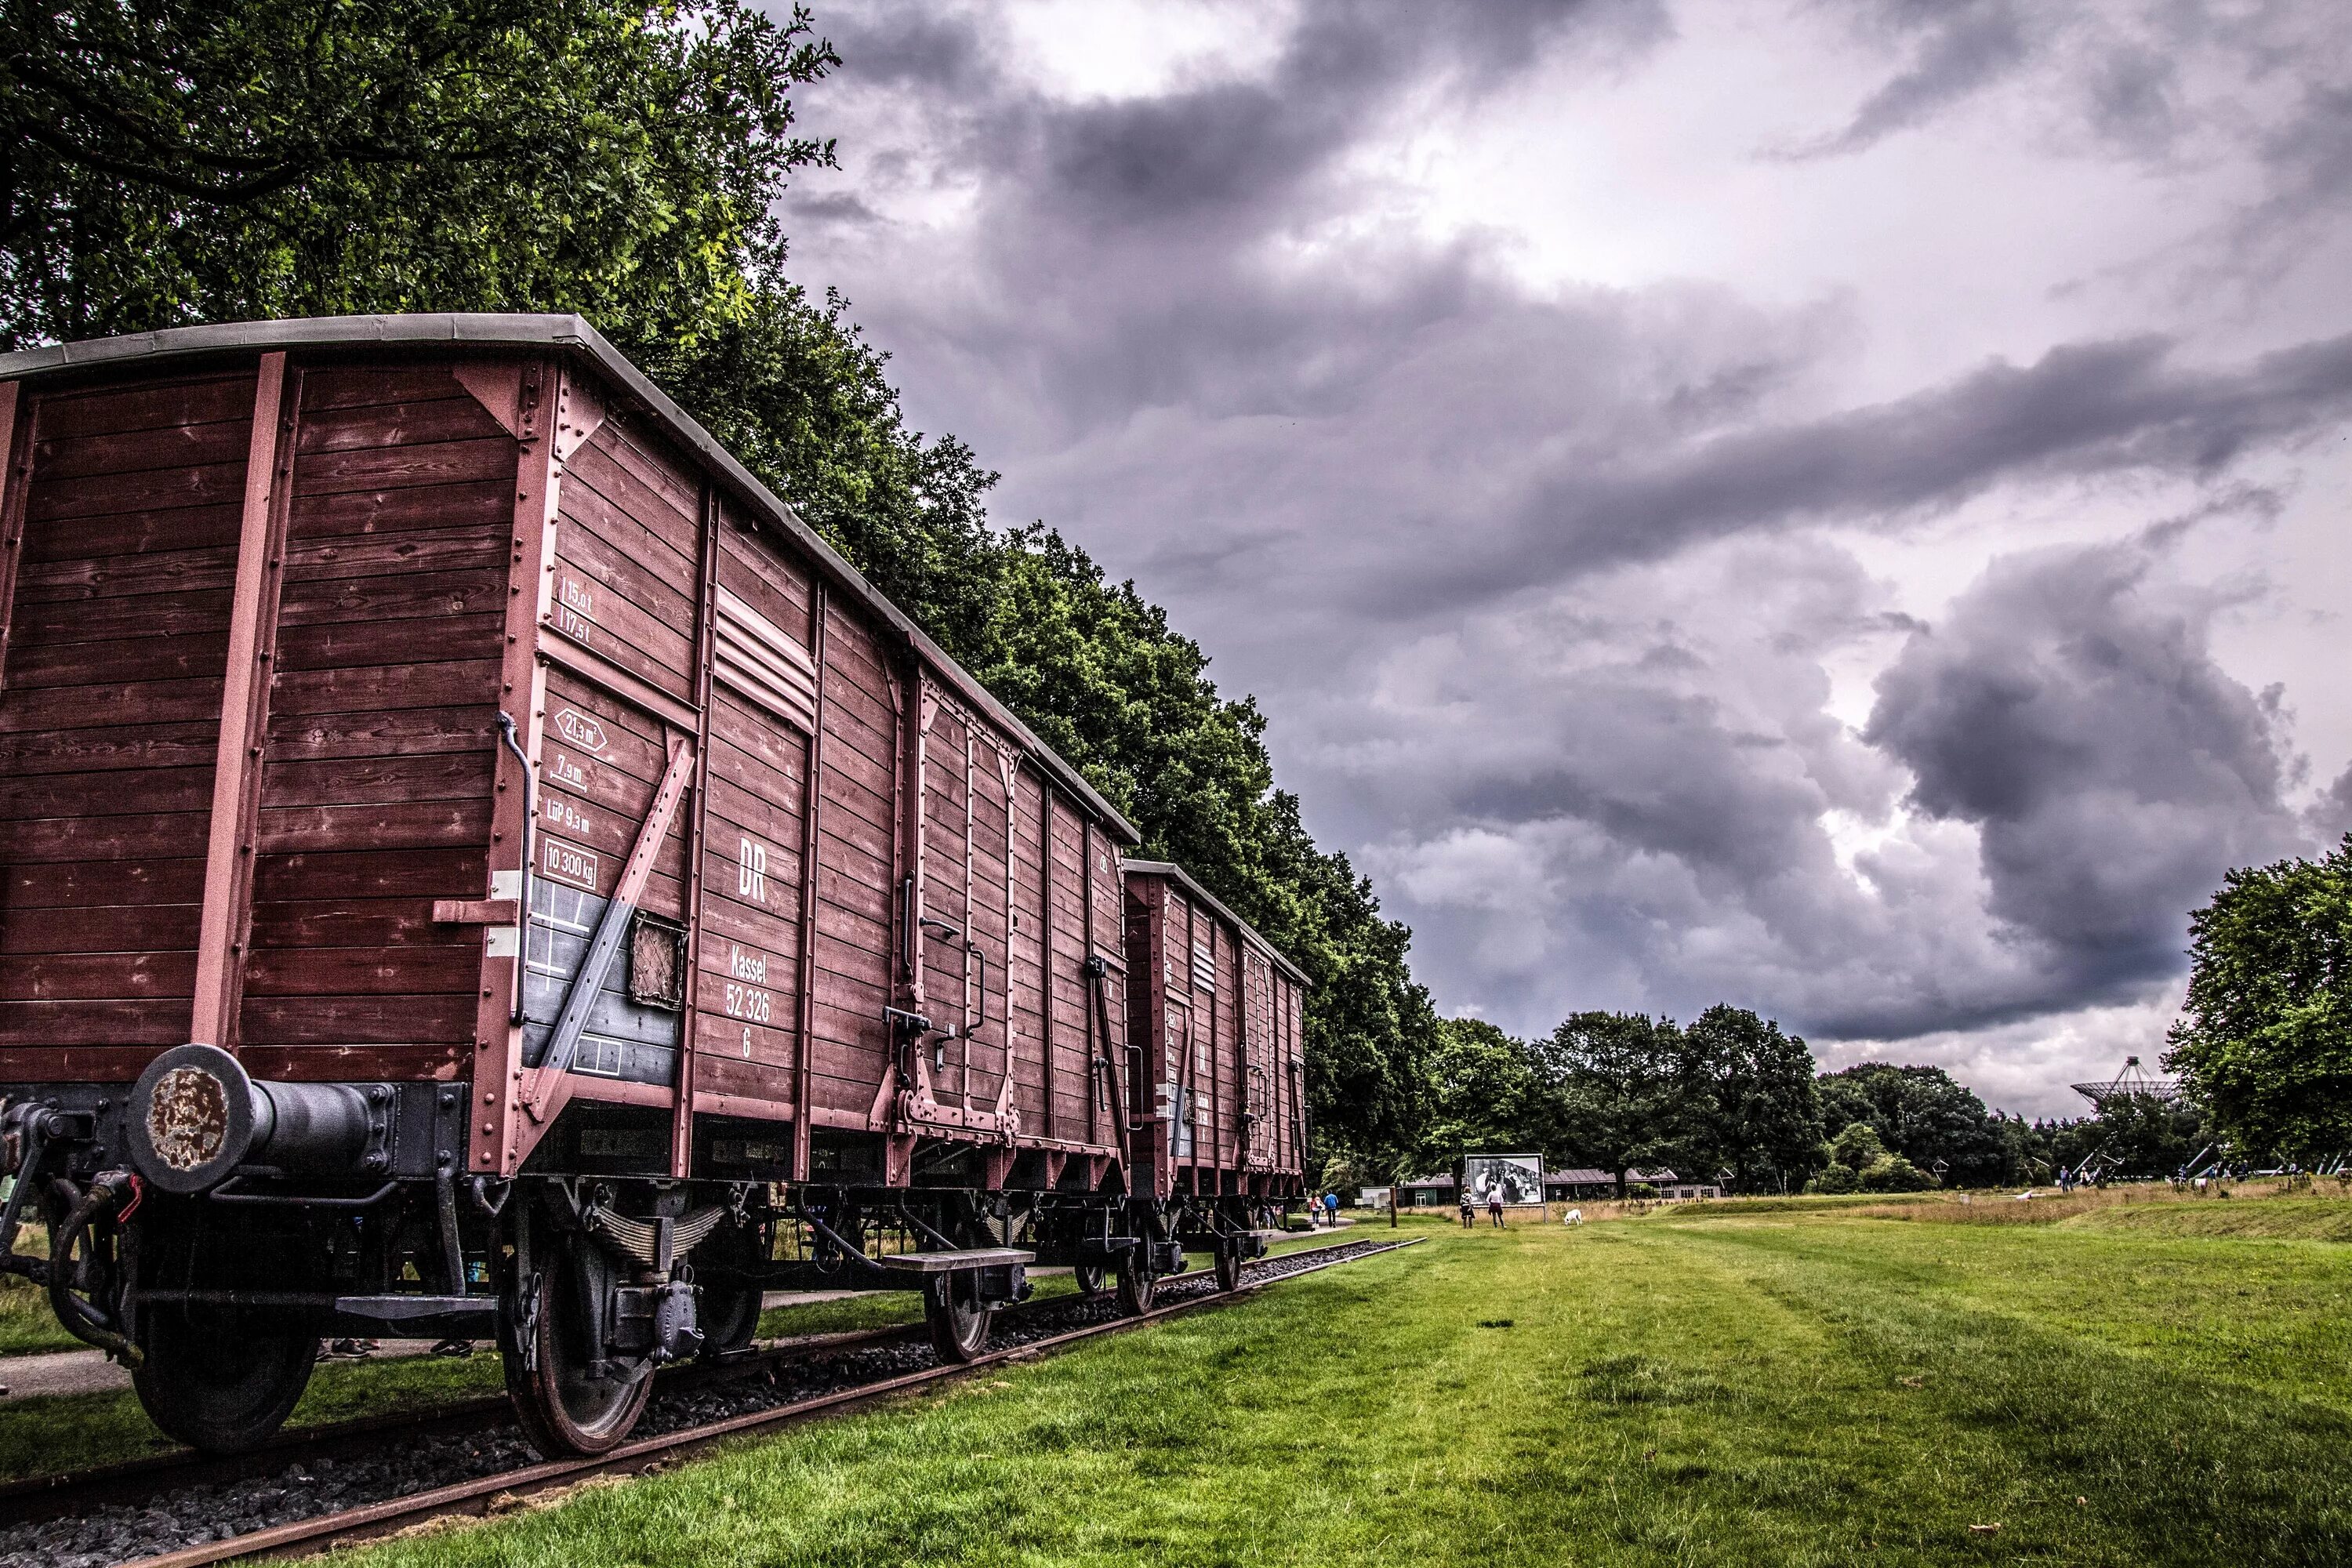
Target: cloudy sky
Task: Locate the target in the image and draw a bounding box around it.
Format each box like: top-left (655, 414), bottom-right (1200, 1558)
top-left (778, 0), bottom-right (2352, 1116)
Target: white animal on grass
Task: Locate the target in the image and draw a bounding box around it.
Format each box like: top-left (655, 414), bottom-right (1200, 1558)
top-left (1563, 1208), bottom-right (1584, 1226)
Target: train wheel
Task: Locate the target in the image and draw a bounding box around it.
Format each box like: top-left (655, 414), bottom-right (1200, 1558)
top-left (1214, 1240), bottom-right (1243, 1293)
top-left (693, 1221), bottom-right (767, 1360)
top-left (1114, 1247), bottom-right (1156, 1315)
top-left (500, 1246), bottom-right (656, 1457)
top-left (131, 1309), bottom-right (317, 1454)
top-left (924, 1273), bottom-right (992, 1363)
top-left (696, 1278), bottom-right (762, 1359)
top-left (1072, 1261), bottom-right (1106, 1298)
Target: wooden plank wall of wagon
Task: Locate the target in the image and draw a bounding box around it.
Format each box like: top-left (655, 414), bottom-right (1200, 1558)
top-left (806, 599), bottom-right (896, 1122)
top-left (1272, 971), bottom-right (1291, 1177)
top-left (1048, 793), bottom-right (1098, 1139)
top-left (978, 733), bottom-right (1025, 1114)
top-left (698, 510), bottom-right (815, 1113)
top-left (1242, 946), bottom-right (1273, 1171)
top-left (1281, 976), bottom-right (1304, 1176)
top-left (1196, 900), bottom-right (1226, 1175)
top-left (1088, 822), bottom-right (1127, 1108)
top-left (0, 371), bottom-right (252, 1071)
top-left (916, 703), bottom-right (971, 1093)
top-left (1203, 903), bottom-right (1229, 1174)
top-left (239, 362), bottom-right (510, 1080)
top-left (1004, 765), bottom-right (1050, 1133)
top-left (510, 406), bottom-right (707, 1097)
top-left (1168, 889), bottom-right (1196, 1168)
top-left (550, 417), bottom-right (699, 706)
top-left (540, 412), bottom-right (704, 891)
top-left (913, 700), bottom-right (1018, 1120)
top-left (964, 724), bottom-right (1015, 1120)
top-left (1267, 964), bottom-right (1287, 1178)
top-left (1120, 873), bottom-right (1159, 1178)
top-left (1214, 916), bottom-right (1243, 1174)
top-left (1283, 974), bottom-right (1296, 1176)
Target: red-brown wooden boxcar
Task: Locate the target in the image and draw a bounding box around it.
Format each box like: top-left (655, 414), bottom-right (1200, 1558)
top-left (1120, 861), bottom-right (1308, 1294)
top-left (0, 316), bottom-right (1300, 1458)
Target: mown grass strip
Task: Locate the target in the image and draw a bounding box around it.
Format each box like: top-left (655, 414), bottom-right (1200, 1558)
top-left (328, 1211), bottom-right (2352, 1568)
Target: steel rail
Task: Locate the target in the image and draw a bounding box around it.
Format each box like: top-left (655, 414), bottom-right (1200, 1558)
top-left (110, 1236), bottom-right (1416, 1567)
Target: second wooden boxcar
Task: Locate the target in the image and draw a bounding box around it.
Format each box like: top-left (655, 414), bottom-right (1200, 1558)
top-left (0, 314), bottom-right (1283, 1459)
top-left (1120, 860), bottom-right (1308, 1297)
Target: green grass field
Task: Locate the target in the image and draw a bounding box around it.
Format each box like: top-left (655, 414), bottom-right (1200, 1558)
top-left (326, 1202), bottom-right (2352, 1567)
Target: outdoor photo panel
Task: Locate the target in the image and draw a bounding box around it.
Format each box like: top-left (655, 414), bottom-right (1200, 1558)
top-left (1466, 1153), bottom-right (1544, 1206)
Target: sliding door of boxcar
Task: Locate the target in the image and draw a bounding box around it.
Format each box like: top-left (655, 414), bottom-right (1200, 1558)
top-left (806, 600), bottom-right (897, 1128)
top-left (914, 694), bottom-right (1013, 1121)
top-left (695, 511), bottom-right (816, 1120)
top-left (1006, 765), bottom-right (1052, 1138)
top-left (1045, 792), bottom-right (1100, 1144)
top-left (1240, 948), bottom-right (1275, 1171)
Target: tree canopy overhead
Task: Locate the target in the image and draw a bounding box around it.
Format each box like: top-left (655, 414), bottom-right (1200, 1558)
top-left (2, 0), bottom-right (835, 348)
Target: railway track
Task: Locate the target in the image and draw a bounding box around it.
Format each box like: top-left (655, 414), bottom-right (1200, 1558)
top-left (8, 1234), bottom-right (1417, 1568)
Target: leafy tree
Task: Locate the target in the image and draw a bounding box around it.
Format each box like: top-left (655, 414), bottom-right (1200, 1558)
top-left (1862, 1152), bottom-right (1936, 1192)
top-left (1806, 1161), bottom-right (1858, 1195)
top-left (1817, 1063), bottom-right (2006, 1186)
top-left (2166, 837), bottom-right (2352, 1166)
top-left (1829, 1120), bottom-right (1886, 1171)
top-left (2087, 1095), bottom-right (2206, 1179)
top-left (1, 0), bottom-right (837, 350)
top-left (1679, 1005), bottom-right (1824, 1193)
top-left (1413, 1018), bottom-right (1544, 1175)
top-left (1807, 1121), bottom-right (1933, 1192)
top-left (1539, 1013), bottom-right (1683, 1196)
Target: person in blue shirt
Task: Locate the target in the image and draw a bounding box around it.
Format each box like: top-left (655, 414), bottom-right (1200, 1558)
top-left (1324, 1192), bottom-right (1340, 1225)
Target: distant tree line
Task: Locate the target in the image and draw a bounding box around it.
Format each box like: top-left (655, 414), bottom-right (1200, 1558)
top-left (1401, 1010), bottom-right (2220, 1196)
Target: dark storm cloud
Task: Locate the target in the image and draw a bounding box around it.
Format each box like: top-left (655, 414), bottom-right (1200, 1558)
top-left (1784, 0), bottom-right (2352, 235)
top-left (1433, 331), bottom-right (2352, 610)
top-left (820, 0), bottom-right (1666, 236)
top-left (1865, 537), bottom-right (2302, 1006)
top-left (812, 3), bottom-right (989, 90)
top-left (1802, 0), bottom-right (2031, 156)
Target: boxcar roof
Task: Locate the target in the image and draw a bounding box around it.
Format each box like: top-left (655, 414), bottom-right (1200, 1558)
top-left (0, 313), bottom-right (1140, 843)
top-left (1120, 858), bottom-right (1311, 987)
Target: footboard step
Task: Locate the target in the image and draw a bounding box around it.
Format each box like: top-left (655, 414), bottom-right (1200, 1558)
top-left (875, 1248), bottom-right (1036, 1274)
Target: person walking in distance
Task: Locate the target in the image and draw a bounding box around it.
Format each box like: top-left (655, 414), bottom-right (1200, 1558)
top-left (1488, 1192), bottom-right (1505, 1228)
top-left (1324, 1190), bottom-right (1341, 1227)
top-left (1458, 1191), bottom-right (1475, 1229)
